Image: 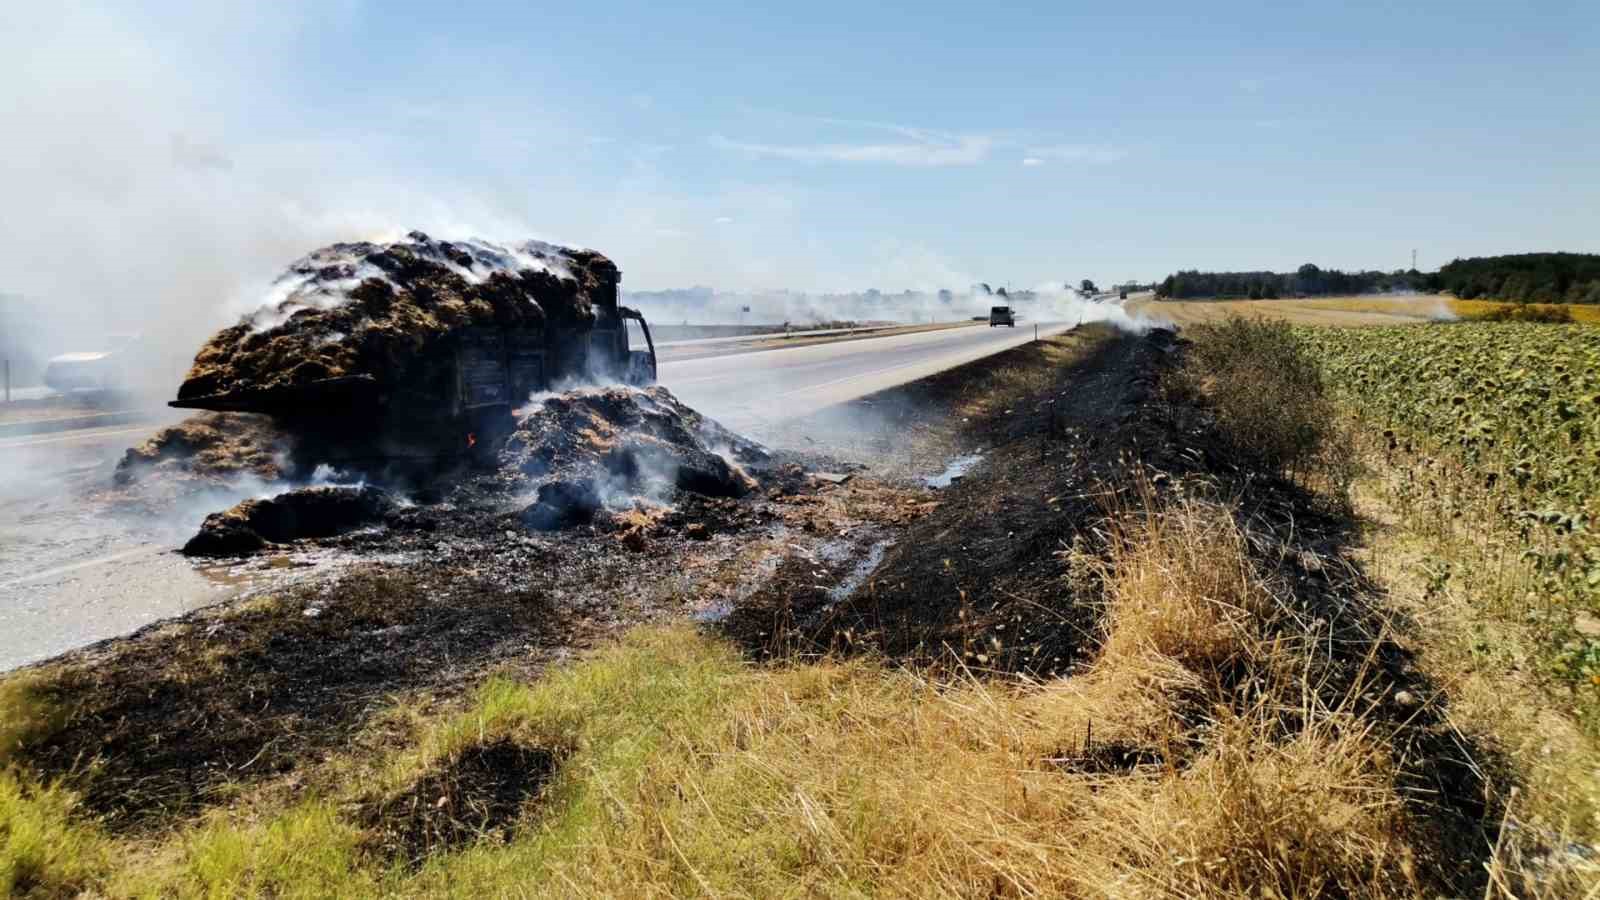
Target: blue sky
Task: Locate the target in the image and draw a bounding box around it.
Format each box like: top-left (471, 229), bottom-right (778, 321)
top-left (3, 0), bottom-right (1596, 307)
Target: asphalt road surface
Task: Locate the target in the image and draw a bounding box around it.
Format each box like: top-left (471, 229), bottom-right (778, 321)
top-left (0, 319), bottom-right (1069, 670)
top-left (661, 320), bottom-right (1071, 436)
top-left (0, 412), bottom-right (238, 671)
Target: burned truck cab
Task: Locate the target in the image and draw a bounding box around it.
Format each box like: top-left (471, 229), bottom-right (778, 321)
top-left (439, 304), bottom-right (657, 460)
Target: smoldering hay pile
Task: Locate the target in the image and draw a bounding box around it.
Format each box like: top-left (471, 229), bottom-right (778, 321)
top-left (177, 231), bottom-right (615, 400)
top-left (504, 386), bottom-right (768, 530)
top-left (115, 411), bottom-right (291, 487)
top-left (183, 486), bottom-right (399, 556)
top-left (118, 231), bottom-right (620, 488)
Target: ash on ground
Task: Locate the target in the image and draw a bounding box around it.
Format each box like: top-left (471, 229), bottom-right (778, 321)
top-left (175, 384), bottom-right (787, 557)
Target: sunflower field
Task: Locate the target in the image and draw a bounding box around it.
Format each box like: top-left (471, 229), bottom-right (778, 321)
top-left (1298, 322), bottom-right (1600, 693)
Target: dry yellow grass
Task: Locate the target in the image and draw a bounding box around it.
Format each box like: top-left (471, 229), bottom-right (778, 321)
top-left (953, 327), bottom-right (1099, 421)
top-left (1446, 297), bottom-right (1600, 323)
top-left (1133, 295), bottom-right (1600, 327)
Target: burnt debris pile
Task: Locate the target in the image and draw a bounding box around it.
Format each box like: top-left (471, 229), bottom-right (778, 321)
top-left (108, 233), bottom-right (781, 556)
top-left (184, 485), bottom-right (398, 557)
top-left (115, 412), bottom-right (291, 486)
top-left (177, 231), bottom-right (616, 401)
top-left (161, 383), bottom-right (771, 554)
top-left (505, 386), bottom-right (768, 530)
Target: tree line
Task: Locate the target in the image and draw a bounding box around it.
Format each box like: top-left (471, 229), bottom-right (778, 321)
top-left (1436, 253), bottom-right (1600, 305)
top-left (1155, 264), bottom-right (1426, 300)
top-left (1154, 253), bottom-right (1600, 304)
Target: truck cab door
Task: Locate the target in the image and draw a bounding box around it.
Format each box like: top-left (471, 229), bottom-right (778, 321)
top-left (624, 350), bottom-right (656, 386)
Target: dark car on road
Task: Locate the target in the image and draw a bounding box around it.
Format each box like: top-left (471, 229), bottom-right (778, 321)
top-left (988, 306), bottom-right (1015, 327)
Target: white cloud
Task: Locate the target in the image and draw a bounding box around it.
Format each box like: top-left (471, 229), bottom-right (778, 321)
top-left (713, 216), bottom-right (734, 224)
top-left (710, 133), bottom-right (992, 167)
top-left (1021, 144), bottom-right (1127, 165)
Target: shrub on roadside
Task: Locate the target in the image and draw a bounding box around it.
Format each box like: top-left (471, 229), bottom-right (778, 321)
top-left (1180, 316), bottom-right (1354, 498)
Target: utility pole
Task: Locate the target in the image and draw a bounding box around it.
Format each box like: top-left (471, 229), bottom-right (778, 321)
top-left (1411, 249), bottom-right (1417, 271)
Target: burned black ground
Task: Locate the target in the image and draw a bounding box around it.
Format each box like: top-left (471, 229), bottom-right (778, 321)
top-left (15, 568), bottom-right (556, 830)
top-left (722, 326), bottom-right (1174, 673)
top-left (357, 738), bottom-right (563, 867)
top-left (7, 388), bottom-right (855, 833)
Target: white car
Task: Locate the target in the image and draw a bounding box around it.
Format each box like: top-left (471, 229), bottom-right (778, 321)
top-left (43, 334), bottom-right (139, 393)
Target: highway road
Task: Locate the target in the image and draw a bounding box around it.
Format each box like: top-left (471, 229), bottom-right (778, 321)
top-left (0, 318), bottom-right (1071, 670)
top-left (662, 319), bottom-right (1071, 435)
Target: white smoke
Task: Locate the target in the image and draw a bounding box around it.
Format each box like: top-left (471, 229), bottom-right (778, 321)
top-left (626, 284), bottom-right (1163, 333)
top-left (235, 234), bottom-right (576, 332)
top-left (0, 4), bottom-right (557, 396)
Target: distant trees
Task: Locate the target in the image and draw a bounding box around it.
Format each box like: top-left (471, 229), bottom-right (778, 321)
top-left (1435, 253), bottom-right (1600, 304)
top-left (1155, 264), bottom-right (1423, 300)
top-left (1153, 254), bottom-right (1600, 304)
top-left (1080, 279), bottom-right (1097, 294)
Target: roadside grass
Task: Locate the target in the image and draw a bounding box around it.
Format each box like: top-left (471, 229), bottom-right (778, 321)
top-left (0, 673), bottom-right (69, 770)
top-left (951, 326), bottom-right (1102, 422)
top-left (0, 774), bottom-right (112, 898)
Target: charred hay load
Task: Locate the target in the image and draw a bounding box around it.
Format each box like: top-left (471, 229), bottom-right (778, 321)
top-left (170, 232), bottom-right (658, 460)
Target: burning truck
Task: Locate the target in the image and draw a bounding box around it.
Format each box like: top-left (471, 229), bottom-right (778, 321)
top-left (163, 231), bottom-right (658, 473)
top-left (119, 232), bottom-right (771, 555)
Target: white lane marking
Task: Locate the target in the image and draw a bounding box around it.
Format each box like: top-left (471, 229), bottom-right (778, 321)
top-left (0, 425), bottom-right (150, 450)
top-left (0, 545), bottom-right (163, 589)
